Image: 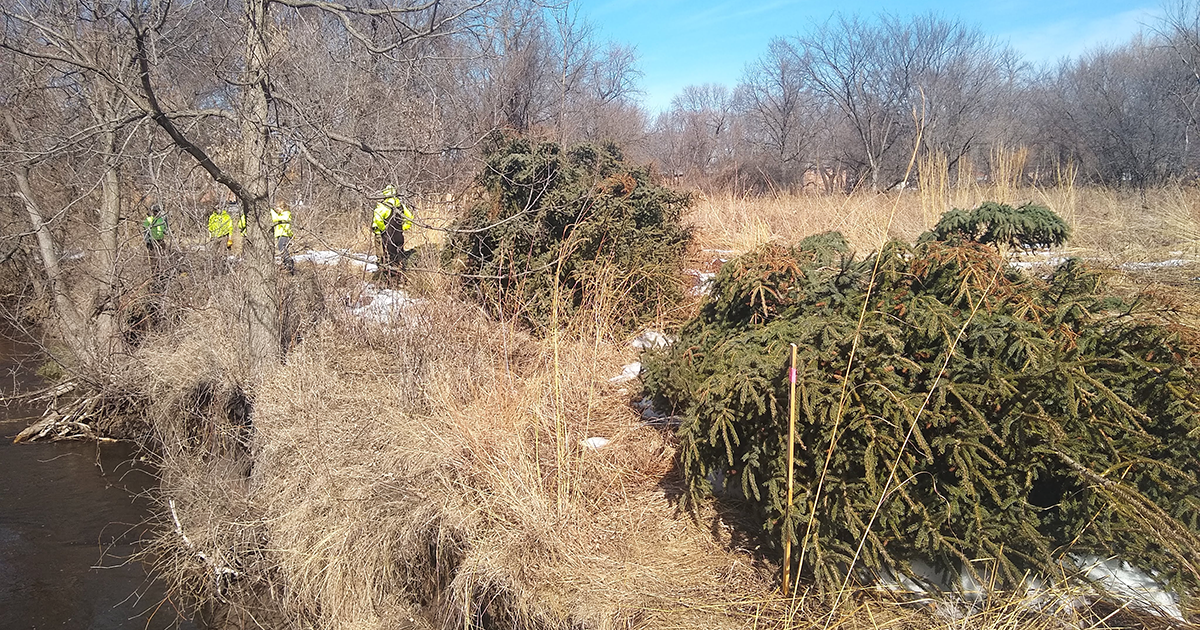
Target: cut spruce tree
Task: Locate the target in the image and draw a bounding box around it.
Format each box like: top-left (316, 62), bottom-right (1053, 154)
top-left (447, 136), bottom-right (693, 335)
top-left (642, 204), bottom-right (1200, 599)
top-left (923, 200), bottom-right (1070, 251)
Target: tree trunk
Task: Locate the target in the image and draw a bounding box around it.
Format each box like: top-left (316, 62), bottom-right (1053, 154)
top-left (91, 80), bottom-right (125, 365)
top-left (7, 113), bottom-right (86, 360)
top-left (94, 137), bottom-right (122, 361)
top-left (239, 0), bottom-right (281, 376)
top-left (868, 153), bottom-right (881, 193)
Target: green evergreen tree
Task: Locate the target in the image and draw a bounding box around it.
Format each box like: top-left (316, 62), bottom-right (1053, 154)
top-left (447, 136), bottom-right (693, 335)
top-left (923, 201), bottom-right (1070, 251)
top-left (643, 216), bottom-right (1200, 597)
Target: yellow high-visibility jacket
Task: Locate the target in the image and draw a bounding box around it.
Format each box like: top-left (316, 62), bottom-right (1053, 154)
top-left (208, 210), bottom-right (233, 238)
top-left (272, 208), bottom-right (293, 238)
top-left (372, 197), bottom-right (413, 234)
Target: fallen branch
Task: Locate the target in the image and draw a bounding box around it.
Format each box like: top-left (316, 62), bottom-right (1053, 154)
top-left (0, 380), bottom-right (76, 404)
top-left (168, 499), bottom-right (243, 587)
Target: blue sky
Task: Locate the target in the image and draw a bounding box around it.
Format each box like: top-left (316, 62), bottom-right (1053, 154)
top-left (576, 0), bottom-right (1164, 113)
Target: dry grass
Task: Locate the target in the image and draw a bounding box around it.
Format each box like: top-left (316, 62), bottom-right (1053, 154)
top-left (136, 181), bottom-right (1200, 629)
top-left (687, 182), bottom-right (1200, 264)
top-left (686, 191), bottom-right (926, 256)
top-left (143, 285), bottom-right (778, 628)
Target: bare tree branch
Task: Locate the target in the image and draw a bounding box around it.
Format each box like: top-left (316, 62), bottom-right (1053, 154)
top-left (271, 0), bottom-right (490, 55)
top-left (130, 23), bottom-right (252, 203)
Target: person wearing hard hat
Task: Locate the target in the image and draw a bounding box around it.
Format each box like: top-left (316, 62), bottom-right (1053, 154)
top-left (140, 202), bottom-right (171, 280)
top-left (371, 185), bottom-right (414, 274)
top-left (142, 203), bottom-right (168, 250)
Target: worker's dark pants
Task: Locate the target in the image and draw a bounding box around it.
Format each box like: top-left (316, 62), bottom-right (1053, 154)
top-left (380, 223), bottom-right (406, 272)
top-left (277, 236), bottom-right (294, 273)
top-left (145, 238), bottom-right (166, 263)
top-left (145, 239), bottom-right (168, 291)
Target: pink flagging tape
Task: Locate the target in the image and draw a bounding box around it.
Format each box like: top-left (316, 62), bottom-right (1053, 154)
top-left (789, 367), bottom-right (797, 384)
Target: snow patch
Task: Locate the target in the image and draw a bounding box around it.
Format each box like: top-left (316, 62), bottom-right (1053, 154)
top-left (1008, 256), bottom-right (1067, 270)
top-left (293, 249), bottom-right (379, 273)
top-left (580, 437), bottom-right (611, 450)
top-left (1009, 254), bottom-right (1196, 279)
top-left (631, 330), bottom-right (672, 350)
top-left (1120, 258), bottom-right (1190, 271)
top-left (686, 269), bottom-right (716, 296)
top-left (872, 555), bottom-right (1183, 621)
top-left (609, 362), bottom-right (641, 383)
top-left (1074, 555), bottom-right (1183, 620)
top-left (348, 284), bottom-right (422, 323)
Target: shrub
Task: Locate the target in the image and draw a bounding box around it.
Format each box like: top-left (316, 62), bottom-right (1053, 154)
top-left (923, 200), bottom-right (1070, 251)
top-left (446, 137), bottom-right (693, 335)
top-left (642, 226), bottom-right (1200, 595)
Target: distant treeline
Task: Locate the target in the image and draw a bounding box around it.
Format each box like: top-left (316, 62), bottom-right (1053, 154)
top-left (647, 10), bottom-right (1200, 193)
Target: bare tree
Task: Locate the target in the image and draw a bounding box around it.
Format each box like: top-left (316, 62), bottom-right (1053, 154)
top-left (1, 1), bottom-right (156, 371)
top-left (793, 13), bottom-right (1013, 191)
top-left (468, 2), bottom-right (643, 147)
top-left (548, 6), bottom-right (643, 146)
top-left (666, 83), bottom-right (736, 181)
top-left (736, 37), bottom-right (817, 191)
top-left (4, 0), bottom-right (499, 376)
top-left (1159, 0), bottom-right (1200, 173)
top-left (908, 15), bottom-right (1023, 182)
top-left (795, 14), bottom-right (910, 191)
top-left (481, 2), bottom-right (556, 134)
top-left (1036, 38), bottom-right (1192, 186)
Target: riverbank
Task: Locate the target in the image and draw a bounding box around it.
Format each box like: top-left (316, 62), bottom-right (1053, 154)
top-left (139, 266), bottom-right (792, 628)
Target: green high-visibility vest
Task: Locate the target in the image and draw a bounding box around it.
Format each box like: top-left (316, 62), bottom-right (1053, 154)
top-left (142, 215), bottom-right (167, 241)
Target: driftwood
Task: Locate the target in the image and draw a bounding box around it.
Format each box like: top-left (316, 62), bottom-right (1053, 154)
top-left (0, 381), bottom-right (76, 404)
top-left (10, 381), bottom-right (118, 443)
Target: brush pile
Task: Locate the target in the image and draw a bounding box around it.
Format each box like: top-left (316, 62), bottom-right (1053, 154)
top-left (447, 136), bottom-right (693, 335)
top-left (642, 207), bottom-right (1200, 606)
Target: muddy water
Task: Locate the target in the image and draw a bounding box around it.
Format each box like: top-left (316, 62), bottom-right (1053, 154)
top-left (0, 330), bottom-right (191, 629)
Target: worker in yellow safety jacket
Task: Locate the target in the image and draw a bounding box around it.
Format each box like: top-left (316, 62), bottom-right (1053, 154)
top-left (232, 203), bottom-right (295, 269)
top-left (207, 205), bottom-right (234, 249)
top-left (272, 202), bottom-right (295, 272)
top-left (372, 185), bottom-right (414, 273)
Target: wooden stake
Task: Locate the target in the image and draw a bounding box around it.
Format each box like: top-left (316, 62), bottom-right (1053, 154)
top-left (783, 342), bottom-right (798, 594)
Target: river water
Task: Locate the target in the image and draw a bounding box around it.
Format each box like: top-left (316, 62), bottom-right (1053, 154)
top-left (0, 329), bottom-right (192, 629)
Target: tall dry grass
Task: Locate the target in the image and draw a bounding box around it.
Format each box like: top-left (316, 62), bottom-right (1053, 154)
top-left (141, 270), bottom-right (780, 628)
top-left (135, 177), bottom-right (1200, 629)
top-left (688, 179), bottom-right (1200, 265)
